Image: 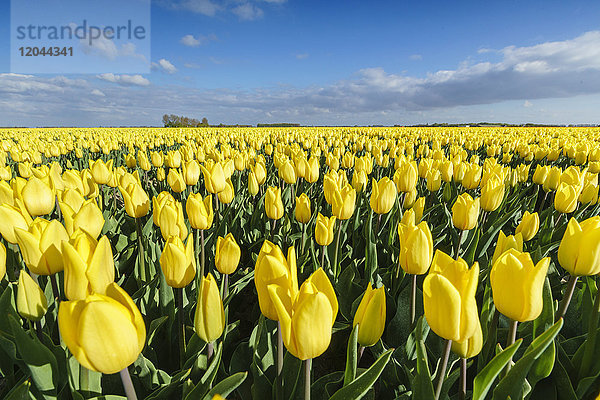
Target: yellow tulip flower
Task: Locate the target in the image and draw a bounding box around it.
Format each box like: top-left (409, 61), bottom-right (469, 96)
top-left (15, 218), bottom-right (69, 275)
top-left (480, 176), bottom-right (505, 212)
top-left (118, 182), bottom-right (150, 218)
top-left (515, 211), bottom-right (539, 241)
top-left (491, 231), bottom-right (523, 265)
top-left (331, 183), bottom-right (356, 220)
top-left (558, 217), bottom-right (600, 276)
top-left (554, 183), bottom-right (579, 214)
top-left (194, 273), bottom-right (226, 343)
top-left (370, 177), bottom-right (397, 214)
top-left (200, 163), bottom-right (226, 194)
top-left (353, 283), bottom-right (386, 347)
top-left (22, 177), bottom-right (55, 216)
top-left (159, 233), bottom-right (196, 288)
top-left (265, 186), bottom-right (284, 220)
top-left (315, 213), bottom-right (336, 246)
top-left (215, 233), bottom-right (241, 275)
top-left (167, 168), bottom-right (186, 193)
top-left (217, 178), bottom-right (235, 204)
top-left (397, 219), bottom-right (434, 275)
top-left (452, 193), bottom-right (480, 231)
top-left (17, 271), bottom-right (48, 321)
top-left (295, 193), bottom-right (311, 224)
top-left (186, 193), bottom-right (214, 230)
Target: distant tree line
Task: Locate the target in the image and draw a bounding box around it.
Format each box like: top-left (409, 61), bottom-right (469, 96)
top-left (162, 114), bottom-right (209, 127)
top-left (257, 123), bottom-right (300, 127)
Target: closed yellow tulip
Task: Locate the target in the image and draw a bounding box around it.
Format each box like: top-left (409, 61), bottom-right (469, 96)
top-left (397, 219), bottom-right (434, 275)
top-left (554, 183), bottom-right (579, 214)
top-left (194, 273), bottom-right (225, 343)
top-left (351, 170), bottom-right (368, 193)
top-left (58, 282), bottom-right (146, 374)
top-left (490, 249), bottom-right (549, 322)
top-left (152, 191), bottom-right (174, 226)
top-left (315, 213), bottom-right (336, 246)
top-left (394, 161), bottom-right (418, 193)
top-left (151, 151), bottom-right (163, 167)
top-left (558, 217), bottom-right (600, 276)
top-left (15, 218), bottom-right (69, 275)
top-left (61, 199), bottom-right (105, 239)
top-left (200, 163), bottom-right (226, 194)
top-left (252, 162), bottom-right (267, 185)
top-left (452, 193), bottom-right (480, 231)
top-left (279, 160), bottom-right (297, 184)
top-left (167, 168), bottom-right (186, 193)
top-left (491, 231), bottom-right (523, 265)
top-left (268, 268), bottom-right (337, 360)
top-left (119, 182), bottom-right (150, 218)
top-left (423, 250), bottom-right (479, 342)
top-left (215, 233), bottom-right (241, 275)
top-left (480, 176), bottom-right (505, 212)
top-left (370, 177), bottom-right (397, 214)
top-left (353, 283), bottom-right (386, 347)
top-left (0, 203), bottom-right (32, 244)
top-left (217, 178), bottom-right (235, 204)
top-left (62, 233), bottom-right (115, 301)
top-left (160, 233), bottom-right (196, 288)
top-left (125, 154), bottom-right (137, 168)
top-left (332, 183), bottom-right (356, 220)
top-left (295, 193), bottom-right (311, 224)
top-left (254, 241), bottom-right (298, 320)
top-left (158, 200), bottom-right (188, 241)
top-left (515, 211), bottom-right (539, 241)
top-left (543, 166), bottom-right (561, 192)
top-left (22, 177), bottom-right (55, 216)
top-left (157, 167), bottom-right (166, 181)
top-left (426, 169), bottom-right (442, 192)
top-left (186, 193), bottom-right (213, 230)
top-left (183, 160), bottom-right (201, 186)
top-left (532, 165), bottom-right (549, 185)
top-left (248, 170), bottom-right (259, 196)
top-left (305, 156), bottom-right (319, 183)
top-left (579, 181), bottom-right (599, 205)
top-left (89, 159), bottom-right (113, 185)
top-left (265, 186), bottom-right (284, 220)
top-left (17, 271), bottom-right (48, 321)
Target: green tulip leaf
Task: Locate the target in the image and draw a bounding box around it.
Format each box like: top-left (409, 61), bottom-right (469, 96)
top-left (202, 371), bottom-right (248, 400)
top-left (344, 324), bottom-right (359, 386)
top-left (329, 348), bottom-right (393, 400)
top-left (411, 340), bottom-right (434, 400)
top-left (493, 319), bottom-right (563, 400)
top-left (472, 338), bottom-right (523, 400)
top-left (184, 342), bottom-right (223, 400)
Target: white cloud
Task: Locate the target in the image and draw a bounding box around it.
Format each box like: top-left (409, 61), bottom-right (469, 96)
top-left (296, 53), bottom-right (309, 60)
top-left (91, 89), bottom-right (106, 97)
top-left (79, 36), bottom-right (147, 62)
top-left (180, 33), bottom-right (218, 47)
top-left (176, 0), bottom-right (220, 16)
top-left (96, 73), bottom-right (150, 86)
top-left (184, 63), bottom-right (202, 69)
top-left (232, 3), bottom-right (264, 20)
top-left (152, 59), bottom-right (178, 74)
top-left (409, 54), bottom-right (422, 61)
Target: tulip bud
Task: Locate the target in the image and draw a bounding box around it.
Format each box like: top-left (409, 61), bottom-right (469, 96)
top-left (351, 170), bottom-right (367, 193)
top-left (543, 166), bottom-right (561, 192)
top-left (579, 182), bottom-right (599, 205)
top-left (268, 268), bottom-right (337, 360)
top-left (62, 233), bottom-right (115, 301)
top-left (151, 151), bottom-right (163, 167)
top-left (0, 203), bottom-right (32, 244)
top-left (332, 183), bottom-right (356, 220)
top-left (58, 282), bottom-right (146, 374)
top-left (265, 186), bottom-right (284, 220)
top-left (248, 170), bottom-right (259, 196)
top-left (15, 218), bottom-right (70, 275)
top-left (452, 193), bottom-right (480, 231)
top-left (305, 157), bottom-right (319, 183)
top-left (423, 251), bottom-right (479, 342)
top-left (158, 200), bottom-right (188, 241)
top-left (315, 213), bottom-right (336, 246)
top-left (160, 234), bottom-right (196, 288)
top-left (118, 181), bottom-right (150, 218)
top-left (462, 164), bottom-right (482, 190)
top-left (397, 219), bottom-right (434, 275)
top-left (394, 161), bottom-right (418, 193)
top-left (125, 154), bottom-right (137, 168)
top-left (412, 197), bottom-right (425, 222)
top-left (217, 178), bottom-right (235, 204)
top-left (558, 217), bottom-right (600, 276)
top-left (491, 231), bottom-right (523, 265)
top-left (426, 169), bottom-right (442, 192)
top-left (554, 183), bottom-right (579, 214)
top-left (353, 283), bottom-right (386, 347)
top-left (532, 165), bottom-right (549, 185)
top-left (17, 271), bottom-right (48, 321)
top-left (167, 168), bottom-right (186, 193)
top-left (187, 193), bottom-right (214, 230)
top-left (515, 211), bottom-right (539, 241)
top-left (195, 273), bottom-right (226, 343)
top-left (201, 163), bottom-right (227, 194)
top-left (183, 160), bottom-right (201, 186)
top-left (89, 159), bottom-right (114, 185)
top-left (254, 241), bottom-right (298, 320)
top-left (62, 199), bottom-right (105, 239)
top-left (480, 176), bottom-right (505, 212)
top-left (157, 168), bottom-right (166, 181)
top-left (215, 233), bottom-right (241, 275)
top-left (295, 193), bottom-right (311, 224)
top-left (22, 177), bottom-right (55, 216)
top-left (370, 177), bottom-right (397, 214)
top-left (253, 162), bottom-right (267, 185)
top-left (279, 160), bottom-right (297, 184)
top-left (490, 249), bottom-right (549, 322)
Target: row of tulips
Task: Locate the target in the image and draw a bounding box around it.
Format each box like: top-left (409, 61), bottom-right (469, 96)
top-left (0, 126), bottom-right (599, 400)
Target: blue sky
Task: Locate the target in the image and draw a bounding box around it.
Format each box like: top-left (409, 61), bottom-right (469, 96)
top-left (2, 0), bottom-right (600, 126)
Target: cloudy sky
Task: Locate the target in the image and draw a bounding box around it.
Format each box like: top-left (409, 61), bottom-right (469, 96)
top-left (1, 0), bottom-right (600, 126)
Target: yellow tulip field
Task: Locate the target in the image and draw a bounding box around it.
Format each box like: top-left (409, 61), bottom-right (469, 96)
top-left (0, 126), bottom-right (599, 399)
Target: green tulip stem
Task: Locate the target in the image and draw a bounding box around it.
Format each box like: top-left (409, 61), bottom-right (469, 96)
top-left (223, 273), bottom-right (229, 301)
top-left (50, 273), bottom-right (60, 302)
top-left (410, 274), bottom-right (417, 326)
top-left (177, 288), bottom-right (186, 368)
top-left (580, 278), bottom-right (600, 378)
top-left (357, 345), bottom-right (365, 365)
top-left (199, 229), bottom-right (205, 279)
top-left (119, 367), bottom-right (138, 400)
top-left (34, 320), bottom-right (43, 341)
top-left (504, 319), bottom-right (518, 374)
top-left (135, 218), bottom-right (147, 282)
top-left (376, 213), bottom-right (382, 234)
top-left (277, 321), bottom-right (284, 376)
top-left (321, 245), bottom-right (326, 272)
top-left (301, 223), bottom-right (306, 258)
top-left (271, 219), bottom-right (277, 242)
top-left (112, 186), bottom-right (117, 211)
top-left (556, 275), bottom-right (578, 322)
top-left (333, 219), bottom-right (343, 278)
top-left (434, 339), bottom-right (452, 400)
top-left (214, 195), bottom-right (219, 230)
top-left (80, 365), bottom-right (89, 394)
top-left (207, 341), bottom-right (214, 361)
top-left (454, 229), bottom-right (464, 260)
top-left (459, 358), bottom-right (467, 400)
top-left (304, 358), bottom-right (312, 400)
